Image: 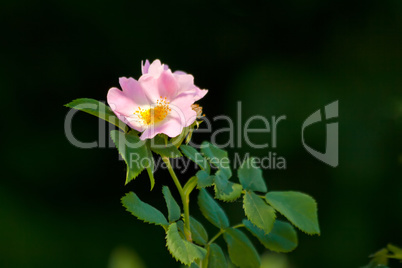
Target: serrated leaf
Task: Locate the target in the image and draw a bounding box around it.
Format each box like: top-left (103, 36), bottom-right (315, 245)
top-left (196, 170), bottom-right (214, 188)
top-left (190, 216), bottom-right (209, 246)
top-left (200, 141), bottom-right (232, 178)
top-left (65, 98), bottom-right (128, 132)
top-left (243, 191), bottom-right (276, 234)
top-left (166, 223), bottom-right (207, 265)
top-left (214, 183), bottom-right (242, 202)
top-left (214, 174), bottom-right (242, 202)
top-left (149, 135), bottom-right (182, 158)
top-left (162, 186), bottom-right (181, 222)
top-left (121, 192), bottom-right (168, 227)
top-left (265, 191), bottom-right (320, 235)
top-left (243, 219), bottom-right (298, 252)
top-left (207, 243), bottom-right (227, 268)
top-left (238, 157), bottom-right (267, 192)
top-left (180, 145), bottom-right (210, 173)
top-left (197, 189), bottom-right (229, 229)
top-left (223, 228), bottom-right (260, 268)
top-left (110, 130), bottom-right (151, 184)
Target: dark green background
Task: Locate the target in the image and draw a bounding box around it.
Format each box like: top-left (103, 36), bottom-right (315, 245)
top-left (1, 0), bottom-right (401, 267)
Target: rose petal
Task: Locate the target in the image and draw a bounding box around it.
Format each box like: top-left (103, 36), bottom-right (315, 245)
top-left (139, 113), bottom-right (183, 140)
top-left (173, 72), bottom-right (208, 101)
top-left (141, 59), bottom-right (150, 74)
top-left (138, 75), bottom-right (159, 103)
top-left (107, 87), bottom-right (138, 116)
top-left (169, 93), bottom-right (198, 127)
top-left (140, 70), bottom-right (178, 103)
top-left (174, 70), bottom-right (187, 75)
top-left (158, 70), bottom-right (178, 99)
top-left (119, 77), bottom-right (149, 106)
top-left (193, 87), bottom-right (208, 101)
top-left (138, 93), bottom-right (197, 140)
top-left (147, 59), bottom-right (165, 77)
top-left (174, 73), bottom-right (195, 93)
top-left (124, 114), bottom-right (147, 132)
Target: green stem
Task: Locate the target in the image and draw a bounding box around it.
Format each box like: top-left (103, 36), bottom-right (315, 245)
top-left (242, 190), bottom-right (265, 199)
top-left (207, 230), bottom-right (224, 245)
top-left (207, 223), bottom-right (245, 245)
top-left (163, 157), bottom-right (192, 242)
top-left (232, 223), bottom-right (245, 229)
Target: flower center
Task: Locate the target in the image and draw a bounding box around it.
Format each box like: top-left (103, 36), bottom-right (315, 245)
top-left (134, 97), bottom-right (171, 126)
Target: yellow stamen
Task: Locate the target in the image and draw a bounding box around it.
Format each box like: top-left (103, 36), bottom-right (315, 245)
top-left (191, 103), bottom-right (204, 119)
top-left (133, 97), bottom-right (171, 126)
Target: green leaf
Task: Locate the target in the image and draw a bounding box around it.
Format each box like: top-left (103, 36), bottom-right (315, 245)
top-left (223, 228), bottom-right (260, 268)
top-left (238, 157), bottom-right (267, 192)
top-left (362, 264), bottom-right (389, 268)
top-left (207, 243), bottom-right (227, 268)
top-left (265, 191), bottom-right (320, 235)
top-left (189, 263), bottom-right (200, 268)
top-left (110, 130), bottom-right (151, 184)
top-left (162, 186), bottom-right (181, 223)
top-left (180, 144), bottom-right (210, 173)
top-left (196, 170), bottom-right (214, 188)
top-left (214, 174), bottom-right (242, 202)
top-left (176, 220), bottom-right (185, 236)
top-left (243, 191), bottom-right (276, 234)
top-left (365, 248), bottom-right (389, 267)
top-left (190, 216), bottom-right (209, 246)
top-left (121, 192), bottom-right (168, 227)
top-left (177, 219), bottom-right (208, 247)
top-left (170, 126), bottom-right (190, 148)
top-left (145, 141), bottom-right (156, 190)
top-left (214, 183), bottom-right (243, 202)
top-left (65, 98), bottom-right (128, 132)
top-left (183, 176), bottom-right (198, 197)
top-left (243, 219), bottom-right (298, 253)
top-left (149, 135), bottom-right (182, 158)
top-left (166, 223), bottom-right (207, 265)
top-left (108, 246), bottom-right (146, 268)
top-left (387, 244), bottom-right (402, 259)
top-left (200, 141), bottom-right (232, 178)
top-left (145, 167), bottom-right (155, 191)
top-left (197, 189), bottom-right (229, 229)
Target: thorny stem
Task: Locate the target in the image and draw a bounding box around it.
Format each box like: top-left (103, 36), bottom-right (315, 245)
top-left (163, 156), bottom-right (192, 242)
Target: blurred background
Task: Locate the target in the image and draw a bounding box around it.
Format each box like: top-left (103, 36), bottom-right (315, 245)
top-left (1, 0), bottom-right (401, 267)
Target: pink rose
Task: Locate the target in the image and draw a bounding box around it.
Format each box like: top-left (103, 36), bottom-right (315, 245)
top-left (107, 60), bottom-right (207, 140)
